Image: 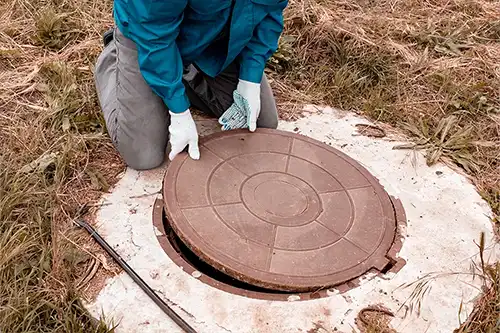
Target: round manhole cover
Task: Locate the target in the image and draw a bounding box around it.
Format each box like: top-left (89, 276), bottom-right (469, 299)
top-left (163, 129), bottom-right (401, 292)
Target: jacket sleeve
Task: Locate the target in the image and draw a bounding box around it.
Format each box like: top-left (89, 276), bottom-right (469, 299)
top-left (239, 1), bottom-right (288, 84)
top-left (126, 0), bottom-right (190, 113)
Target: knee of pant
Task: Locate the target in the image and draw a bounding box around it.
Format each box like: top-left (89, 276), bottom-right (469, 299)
top-left (267, 116), bottom-right (279, 129)
top-left (120, 146), bottom-right (165, 171)
top-left (259, 113), bottom-right (279, 129)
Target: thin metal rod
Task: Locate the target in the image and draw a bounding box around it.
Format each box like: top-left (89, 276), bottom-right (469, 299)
top-left (74, 219), bottom-right (197, 333)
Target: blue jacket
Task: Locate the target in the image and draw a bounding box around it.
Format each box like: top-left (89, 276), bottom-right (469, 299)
top-left (114, 0), bottom-right (288, 113)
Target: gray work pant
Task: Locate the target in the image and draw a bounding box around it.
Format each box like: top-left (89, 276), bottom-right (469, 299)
top-left (94, 28), bottom-right (279, 170)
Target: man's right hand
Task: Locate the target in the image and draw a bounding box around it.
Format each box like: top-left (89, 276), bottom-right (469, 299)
top-left (168, 109), bottom-right (200, 161)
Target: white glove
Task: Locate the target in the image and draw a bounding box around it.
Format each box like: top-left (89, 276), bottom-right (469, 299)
top-left (237, 80), bottom-right (261, 132)
top-left (168, 109), bottom-right (200, 161)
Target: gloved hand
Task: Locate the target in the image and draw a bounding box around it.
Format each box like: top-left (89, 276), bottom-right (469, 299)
top-left (237, 80), bottom-right (260, 132)
top-left (168, 109), bottom-right (200, 161)
top-left (219, 80), bottom-right (261, 132)
top-left (219, 90), bottom-right (249, 131)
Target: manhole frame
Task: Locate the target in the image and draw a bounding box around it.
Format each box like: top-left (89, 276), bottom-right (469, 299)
top-left (153, 130), bottom-right (407, 300)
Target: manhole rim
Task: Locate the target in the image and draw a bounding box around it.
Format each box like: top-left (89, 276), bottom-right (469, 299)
top-left (163, 129), bottom-right (405, 292)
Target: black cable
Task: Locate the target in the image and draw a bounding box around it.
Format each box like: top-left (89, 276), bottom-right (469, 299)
top-left (74, 218), bottom-right (197, 333)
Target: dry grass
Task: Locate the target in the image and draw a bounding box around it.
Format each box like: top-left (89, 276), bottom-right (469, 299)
top-left (399, 233), bottom-right (499, 333)
top-left (355, 306), bottom-right (396, 333)
top-left (455, 262), bottom-right (500, 333)
top-left (0, 0), bottom-right (122, 331)
top-left (0, 0), bottom-right (498, 331)
top-left (455, 233), bottom-right (499, 333)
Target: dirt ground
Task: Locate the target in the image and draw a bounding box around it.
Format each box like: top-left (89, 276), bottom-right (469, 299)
top-left (0, 0), bottom-right (498, 332)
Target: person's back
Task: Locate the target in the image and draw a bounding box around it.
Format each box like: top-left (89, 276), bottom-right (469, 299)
top-left (95, 0), bottom-right (288, 170)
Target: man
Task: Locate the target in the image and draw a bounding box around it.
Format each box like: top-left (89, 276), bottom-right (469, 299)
top-left (94, 0), bottom-right (288, 170)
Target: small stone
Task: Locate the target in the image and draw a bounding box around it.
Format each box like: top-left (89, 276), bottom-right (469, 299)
top-left (191, 271), bottom-right (202, 278)
top-left (326, 289), bottom-right (338, 296)
top-left (436, 171), bottom-right (443, 176)
top-left (153, 226), bottom-right (164, 236)
top-left (287, 295), bottom-right (301, 302)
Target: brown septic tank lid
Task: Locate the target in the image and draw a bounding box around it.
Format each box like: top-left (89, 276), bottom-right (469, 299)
top-left (163, 129), bottom-right (401, 292)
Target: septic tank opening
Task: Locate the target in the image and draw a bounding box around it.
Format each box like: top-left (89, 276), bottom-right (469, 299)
top-left (163, 208), bottom-right (291, 295)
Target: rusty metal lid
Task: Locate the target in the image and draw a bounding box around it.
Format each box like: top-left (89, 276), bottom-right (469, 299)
top-left (163, 129), bottom-right (399, 292)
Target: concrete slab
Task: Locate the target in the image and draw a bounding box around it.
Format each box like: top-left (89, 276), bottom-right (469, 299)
top-left (86, 107), bottom-right (497, 333)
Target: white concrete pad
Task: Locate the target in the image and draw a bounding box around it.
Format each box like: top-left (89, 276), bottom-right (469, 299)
top-left (86, 107), bottom-right (497, 333)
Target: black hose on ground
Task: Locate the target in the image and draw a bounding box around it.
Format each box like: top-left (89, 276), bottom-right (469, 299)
top-left (74, 218), bottom-right (197, 333)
